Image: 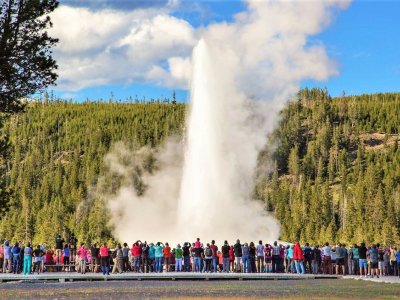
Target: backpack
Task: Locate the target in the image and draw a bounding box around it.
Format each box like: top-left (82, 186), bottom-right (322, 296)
top-left (205, 247), bottom-right (212, 257)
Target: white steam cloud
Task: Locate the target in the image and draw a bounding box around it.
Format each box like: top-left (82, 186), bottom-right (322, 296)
top-left (97, 0), bottom-right (349, 245)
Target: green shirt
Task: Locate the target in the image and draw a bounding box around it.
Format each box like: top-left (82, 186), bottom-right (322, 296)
top-left (175, 248), bottom-right (183, 259)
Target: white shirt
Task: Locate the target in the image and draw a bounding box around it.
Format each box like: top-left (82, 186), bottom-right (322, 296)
top-left (322, 246), bottom-right (331, 256)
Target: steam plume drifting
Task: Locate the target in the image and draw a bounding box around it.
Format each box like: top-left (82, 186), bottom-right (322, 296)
top-left (101, 0), bottom-right (349, 245)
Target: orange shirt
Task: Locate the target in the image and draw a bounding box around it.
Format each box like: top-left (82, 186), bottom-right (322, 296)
top-left (163, 246), bottom-right (171, 257)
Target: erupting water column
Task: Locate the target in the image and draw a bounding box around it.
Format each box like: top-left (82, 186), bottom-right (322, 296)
top-left (178, 39), bottom-right (280, 244)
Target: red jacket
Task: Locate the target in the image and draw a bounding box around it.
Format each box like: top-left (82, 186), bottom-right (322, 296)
top-left (293, 242), bottom-right (304, 260)
top-left (131, 245), bottom-right (141, 257)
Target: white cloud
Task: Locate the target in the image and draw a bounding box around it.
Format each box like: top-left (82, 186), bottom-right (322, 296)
top-left (50, 0), bottom-right (349, 92)
top-left (50, 5), bottom-right (196, 90)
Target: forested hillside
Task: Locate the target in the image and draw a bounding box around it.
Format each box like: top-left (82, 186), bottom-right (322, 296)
top-left (0, 100), bottom-right (186, 245)
top-left (263, 89), bottom-right (400, 245)
top-left (1, 89), bottom-right (399, 246)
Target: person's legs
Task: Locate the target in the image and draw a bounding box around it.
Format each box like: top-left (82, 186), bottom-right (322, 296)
top-left (294, 261), bottom-right (300, 274)
top-left (242, 256), bottom-right (248, 273)
top-left (224, 257), bottom-right (230, 273)
top-left (213, 257), bottom-right (218, 273)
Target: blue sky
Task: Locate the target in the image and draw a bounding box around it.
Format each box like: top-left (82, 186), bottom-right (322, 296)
top-left (50, 0), bottom-right (400, 101)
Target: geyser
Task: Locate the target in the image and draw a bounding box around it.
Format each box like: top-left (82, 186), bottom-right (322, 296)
top-left (177, 39), bottom-right (280, 243)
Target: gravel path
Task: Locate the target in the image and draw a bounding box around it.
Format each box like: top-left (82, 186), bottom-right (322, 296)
top-left (0, 279), bottom-right (399, 299)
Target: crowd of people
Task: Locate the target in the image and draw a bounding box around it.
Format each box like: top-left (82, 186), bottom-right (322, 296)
top-left (1, 235), bottom-right (400, 278)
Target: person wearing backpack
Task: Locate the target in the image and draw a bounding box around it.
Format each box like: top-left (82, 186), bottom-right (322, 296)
top-left (204, 244), bottom-right (213, 272)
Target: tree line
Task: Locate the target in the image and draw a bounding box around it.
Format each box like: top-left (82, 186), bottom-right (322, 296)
top-left (1, 89), bottom-right (400, 246)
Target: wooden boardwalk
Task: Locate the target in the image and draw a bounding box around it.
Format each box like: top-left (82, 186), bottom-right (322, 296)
top-left (0, 272), bottom-right (340, 283)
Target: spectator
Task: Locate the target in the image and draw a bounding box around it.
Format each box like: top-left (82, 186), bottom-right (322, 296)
top-left (55, 235), bottom-right (64, 264)
top-left (100, 243), bottom-right (110, 275)
top-left (256, 240), bottom-right (265, 273)
top-left (23, 242), bottom-right (33, 275)
top-left (77, 243), bottom-right (88, 274)
top-left (163, 242), bottom-right (171, 272)
top-left (154, 242), bottom-right (164, 273)
top-left (242, 242), bottom-right (250, 273)
top-left (233, 239), bottom-right (242, 273)
top-left (322, 242), bottom-right (332, 275)
top-left (203, 243), bottom-right (212, 273)
top-left (221, 241), bottom-right (230, 273)
top-left (3, 241), bottom-right (11, 273)
top-left (293, 242), bottom-right (305, 274)
top-left (311, 245), bottom-right (321, 274)
top-left (359, 242), bottom-right (368, 277)
top-left (175, 244), bottom-right (183, 272)
top-left (271, 241), bottom-right (280, 273)
top-left (63, 244), bottom-right (70, 272)
top-left (210, 240), bottom-right (218, 273)
top-left (303, 243), bottom-right (312, 274)
top-left (33, 245), bottom-right (44, 274)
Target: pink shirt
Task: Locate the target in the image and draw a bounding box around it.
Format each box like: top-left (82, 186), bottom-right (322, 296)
top-left (100, 246), bottom-right (109, 257)
top-left (78, 247), bottom-right (88, 259)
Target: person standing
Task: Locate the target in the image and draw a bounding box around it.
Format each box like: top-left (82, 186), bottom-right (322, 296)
top-left (352, 244), bottom-right (359, 275)
top-left (3, 241), bottom-right (12, 273)
top-left (233, 240), bottom-right (242, 273)
top-left (264, 244), bottom-right (272, 273)
top-left (154, 242), bottom-right (164, 273)
top-left (132, 242), bottom-right (141, 273)
top-left (368, 244), bottom-right (379, 278)
top-left (100, 243), bottom-right (110, 275)
top-left (69, 234), bottom-right (78, 264)
top-left (113, 244), bottom-right (124, 274)
top-left (55, 235), bottom-right (64, 264)
top-left (293, 242), bottom-right (305, 274)
top-left (203, 244), bottom-right (212, 273)
top-left (303, 243), bottom-right (312, 273)
top-left (141, 242), bottom-right (149, 273)
top-left (90, 243), bottom-right (100, 273)
top-left (311, 245), bottom-right (321, 274)
top-left (390, 246), bottom-right (397, 276)
top-left (336, 244), bottom-right (346, 275)
top-left (163, 242), bottom-right (171, 272)
top-left (182, 242), bottom-right (191, 272)
top-left (193, 243), bottom-right (203, 272)
top-left (271, 241), bottom-right (280, 273)
top-left (256, 240), bottom-right (265, 273)
top-left (148, 243), bottom-right (156, 272)
top-left (77, 243), bottom-right (88, 274)
top-left (122, 243), bottom-right (130, 272)
top-left (63, 244), bottom-right (70, 272)
top-left (221, 240), bottom-right (230, 273)
top-left (32, 245), bottom-right (44, 274)
top-left (11, 242), bottom-right (21, 274)
top-left (322, 242), bottom-right (332, 274)
top-left (358, 242), bottom-right (368, 277)
top-left (175, 244), bottom-right (183, 272)
top-left (23, 243), bottom-right (33, 275)
top-left (210, 240), bottom-right (218, 273)
top-left (242, 243), bottom-right (250, 273)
